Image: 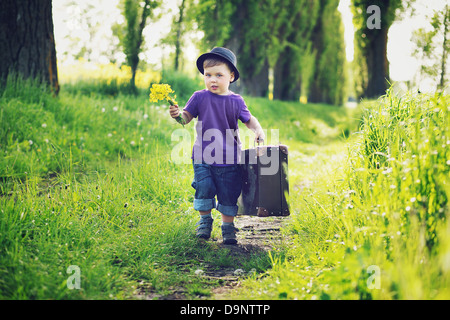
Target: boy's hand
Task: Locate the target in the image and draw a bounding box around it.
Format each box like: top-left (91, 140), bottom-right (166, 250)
top-left (255, 129), bottom-right (265, 144)
top-left (169, 104), bottom-right (181, 119)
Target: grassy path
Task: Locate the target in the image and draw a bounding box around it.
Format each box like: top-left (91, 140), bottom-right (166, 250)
top-left (0, 80), bottom-right (362, 300)
top-left (3, 79), bottom-right (449, 300)
top-left (135, 138), bottom-right (352, 300)
top-left (206, 138), bottom-right (351, 300)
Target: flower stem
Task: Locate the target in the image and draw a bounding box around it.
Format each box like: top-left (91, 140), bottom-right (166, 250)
top-left (168, 98), bottom-right (186, 126)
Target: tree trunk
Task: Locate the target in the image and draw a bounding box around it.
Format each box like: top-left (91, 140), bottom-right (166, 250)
top-left (308, 0), bottom-right (346, 105)
top-left (174, 0), bottom-right (186, 71)
top-left (364, 26), bottom-right (390, 98)
top-left (0, 0), bottom-right (59, 94)
top-left (225, 2), bottom-right (244, 95)
top-left (129, 0), bottom-right (151, 91)
top-left (241, 59), bottom-right (269, 97)
top-left (227, 34), bottom-right (270, 97)
top-left (438, 5), bottom-right (449, 91)
top-left (224, 0), bottom-right (270, 97)
top-left (308, 2), bottom-right (325, 104)
top-left (273, 45), bottom-right (301, 101)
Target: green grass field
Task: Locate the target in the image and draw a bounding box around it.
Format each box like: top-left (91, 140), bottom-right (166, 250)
top-left (1, 75), bottom-right (449, 300)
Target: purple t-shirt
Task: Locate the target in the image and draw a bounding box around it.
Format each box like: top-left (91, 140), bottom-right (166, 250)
top-left (183, 89), bottom-right (252, 166)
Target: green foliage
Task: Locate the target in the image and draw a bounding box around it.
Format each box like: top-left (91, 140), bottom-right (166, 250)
top-left (411, 4), bottom-right (449, 91)
top-left (272, 0), bottom-right (320, 101)
top-left (355, 90), bottom-right (449, 250)
top-left (235, 89), bottom-right (450, 300)
top-left (7, 74), bottom-right (449, 300)
top-left (0, 76), bottom-right (352, 299)
top-left (62, 78), bottom-right (141, 96)
top-left (162, 0), bottom-right (197, 71)
top-left (113, 0), bottom-right (161, 88)
top-left (351, 0), bottom-right (408, 34)
top-left (351, 0), bottom-right (415, 98)
top-left (196, 0), bottom-right (273, 97)
top-left (0, 74), bottom-right (172, 183)
top-left (195, 0), bottom-right (234, 51)
top-left (230, 1), bottom-right (272, 83)
top-left (243, 96), bottom-right (357, 145)
top-left (309, 0), bottom-right (347, 105)
top-left (194, 0), bottom-right (346, 102)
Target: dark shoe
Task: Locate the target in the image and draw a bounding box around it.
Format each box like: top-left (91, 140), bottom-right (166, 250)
top-left (196, 216), bottom-right (214, 239)
top-left (221, 223), bottom-right (239, 245)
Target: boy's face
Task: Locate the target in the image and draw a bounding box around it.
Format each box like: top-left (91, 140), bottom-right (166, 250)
top-left (203, 63), bottom-right (235, 95)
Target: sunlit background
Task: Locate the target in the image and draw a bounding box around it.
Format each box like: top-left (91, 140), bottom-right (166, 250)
top-left (52, 0), bottom-right (448, 93)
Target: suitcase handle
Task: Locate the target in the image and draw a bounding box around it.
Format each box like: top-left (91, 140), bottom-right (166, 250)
top-left (254, 138), bottom-right (264, 147)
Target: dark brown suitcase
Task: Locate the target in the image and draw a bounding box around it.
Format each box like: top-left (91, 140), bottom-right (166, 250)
top-left (238, 145), bottom-right (289, 217)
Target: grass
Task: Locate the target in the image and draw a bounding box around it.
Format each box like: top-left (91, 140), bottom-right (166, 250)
top-left (234, 89), bottom-right (450, 300)
top-left (2, 71), bottom-right (448, 300)
top-left (0, 73), bottom-right (355, 299)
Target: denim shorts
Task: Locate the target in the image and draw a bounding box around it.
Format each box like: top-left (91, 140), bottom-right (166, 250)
top-left (191, 163), bottom-right (242, 217)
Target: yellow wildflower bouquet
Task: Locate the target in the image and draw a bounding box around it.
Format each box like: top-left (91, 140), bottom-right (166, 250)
top-left (149, 84), bottom-right (186, 126)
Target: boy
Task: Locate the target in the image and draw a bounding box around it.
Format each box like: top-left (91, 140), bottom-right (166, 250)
top-left (169, 47), bottom-right (264, 244)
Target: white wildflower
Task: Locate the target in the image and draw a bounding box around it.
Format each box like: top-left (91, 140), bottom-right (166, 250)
top-left (234, 269), bottom-right (245, 276)
top-left (194, 269), bottom-right (204, 276)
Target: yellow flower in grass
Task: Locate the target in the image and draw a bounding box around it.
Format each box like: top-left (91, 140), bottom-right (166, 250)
top-left (149, 84), bottom-right (177, 106)
top-left (149, 83), bottom-right (185, 126)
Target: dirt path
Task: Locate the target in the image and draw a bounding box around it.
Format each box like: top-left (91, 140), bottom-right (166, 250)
top-left (134, 215), bottom-right (289, 300)
top-left (208, 215), bottom-right (289, 299)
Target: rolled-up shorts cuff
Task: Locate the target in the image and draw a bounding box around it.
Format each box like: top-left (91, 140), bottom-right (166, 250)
top-left (193, 198), bottom-right (216, 211)
top-left (217, 203), bottom-right (238, 217)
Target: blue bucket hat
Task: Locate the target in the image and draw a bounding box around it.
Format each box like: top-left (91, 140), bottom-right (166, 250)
top-left (196, 47), bottom-right (240, 83)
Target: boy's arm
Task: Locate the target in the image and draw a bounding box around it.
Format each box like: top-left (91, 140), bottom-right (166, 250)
top-left (169, 105), bottom-right (194, 125)
top-left (244, 116), bottom-right (265, 143)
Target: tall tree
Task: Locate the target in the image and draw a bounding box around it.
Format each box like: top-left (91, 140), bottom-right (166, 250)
top-left (196, 0), bottom-right (233, 53)
top-left (228, 0), bottom-right (271, 97)
top-left (0, 0), bottom-right (59, 94)
top-left (351, 0), bottom-right (413, 99)
top-left (113, 0), bottom-right (161, 90)
top-left (308, 0), bottom-right (347, 105)
top-left (411, 4), bottom-right (449, 92)
top-left (271, 0), bottom-right (320, 101)
top-left (196, 0), bottom-right (270, 97)
top-left (174, 0), bottom-right (187, 71)
top-left (162, 0), bottom-right (195, 72)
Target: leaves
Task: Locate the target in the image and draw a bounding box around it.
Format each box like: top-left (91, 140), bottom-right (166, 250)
top-left (113, 0), bottom-right (162, 88)
top-left (411, 4), bottom-right (449, 91)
